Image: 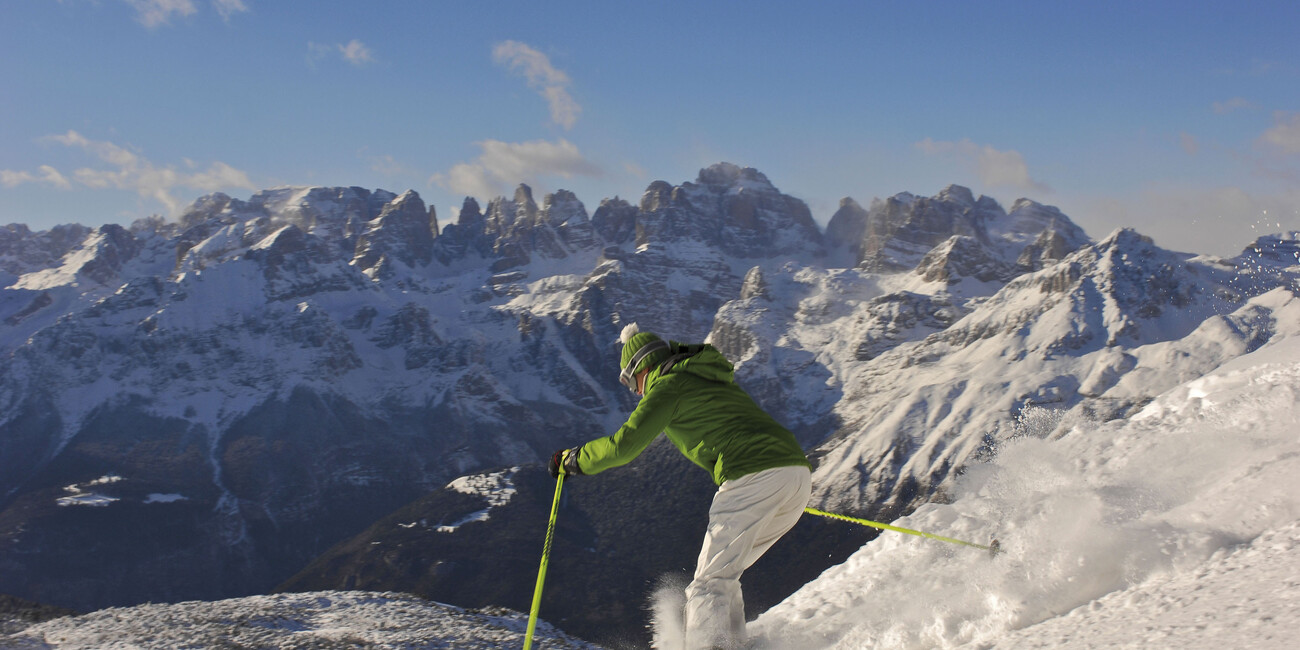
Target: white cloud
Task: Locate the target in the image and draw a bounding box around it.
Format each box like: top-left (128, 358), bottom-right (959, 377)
top-left (339, 39), bottom-right (375, 66)
top-left (118, 0), bottom-right (245, 28)
top-left (1259, 111), bottom-right (1300, 155)
top-left (431, 139), bottom-right (602, 201)
top-left (308, 39), bottom-right (376, 67)
top-left (916, 138), bottom-right (1052, 193)
top-left (7, 130), bottom-right (256, 214)
top-left (492, 40), bottom-right (581, 130)
top-left (123, 0), bottom-right (197, 28)
top-left (212, 0), bottom-right (248, 22)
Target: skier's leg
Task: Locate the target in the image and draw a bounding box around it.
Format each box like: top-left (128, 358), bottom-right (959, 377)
top-left (683, 466), bottom-right (811, 650)
top-left (741, 466), bottom-right (811, 567)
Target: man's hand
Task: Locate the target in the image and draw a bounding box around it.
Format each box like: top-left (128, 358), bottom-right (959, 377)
top-left (548, 447), bottom-right (582, 479)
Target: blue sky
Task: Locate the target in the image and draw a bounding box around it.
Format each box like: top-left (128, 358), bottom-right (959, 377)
top-left (3, 1), bottom-right (1298, 256)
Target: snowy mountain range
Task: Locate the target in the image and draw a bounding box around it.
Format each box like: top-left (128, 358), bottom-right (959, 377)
top-left (1, 162), bottom-right (1297, 647)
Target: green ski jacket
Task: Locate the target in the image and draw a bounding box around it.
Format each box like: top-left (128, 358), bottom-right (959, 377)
top-left (576, 343), bottom-right (811, 485)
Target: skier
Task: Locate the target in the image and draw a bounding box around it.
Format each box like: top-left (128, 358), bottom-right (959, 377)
top-left (549, 323), bottom-right (812, 650)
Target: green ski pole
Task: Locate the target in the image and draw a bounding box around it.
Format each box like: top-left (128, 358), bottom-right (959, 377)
top-left (805, 507), bottom-right (1001, 557)
top-left (524, 472), bottom-right (565, 650)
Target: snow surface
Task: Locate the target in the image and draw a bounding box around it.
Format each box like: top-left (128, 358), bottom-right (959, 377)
top-left (1, 591), bottom-right (601, 649)
top-left (55, 475), bottom-right (125, 507)
top-left (748, 325), bottom-right (1300, 649)
top-left (435, 467), bottom-right (519, 533)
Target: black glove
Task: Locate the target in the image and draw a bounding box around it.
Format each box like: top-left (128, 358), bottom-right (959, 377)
top-left (548, 447), bottom-right (583, 479)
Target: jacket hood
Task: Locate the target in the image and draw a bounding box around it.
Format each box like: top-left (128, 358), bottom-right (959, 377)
top-left (647, 343), bottom-right (734, 388)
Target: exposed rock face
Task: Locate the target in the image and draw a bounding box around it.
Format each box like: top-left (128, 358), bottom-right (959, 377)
top-left (915, 235), bottom-right (1014, 284)
top-left (825, 197), bottom-right (869, 262)
top-left (352, 190), bottom-right (437, 276)
top-left (633, 163), bottom-right (824, 258)
top-left (830, 185), bottom-right (1087, 276)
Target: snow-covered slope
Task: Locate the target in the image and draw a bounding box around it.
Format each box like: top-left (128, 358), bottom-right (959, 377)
top-left (750, 296), bottom-right (1300, 648)
top-left (1, 591), bottom-right (600, 649)
top-left (715, 229), bottom-right (1298, 516)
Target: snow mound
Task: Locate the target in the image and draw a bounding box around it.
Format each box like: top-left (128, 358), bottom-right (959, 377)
top-left (1, 591), bottom-right (601, 649)
top-left (752, 329), bottom-right (1300, 649)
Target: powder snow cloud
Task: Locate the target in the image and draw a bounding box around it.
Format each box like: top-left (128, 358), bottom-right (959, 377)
top-left (2, 131), bottom-right (255, 215)
top-left (916, 138), bottom-right (1052, 194)
top-left (492, 40), bottom-right (581, 130)
top-left (431, 139), bottom-right (602, 202)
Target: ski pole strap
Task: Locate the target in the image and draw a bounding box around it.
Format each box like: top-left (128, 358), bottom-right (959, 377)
top-left (804, 506), bottom-right (999, 555)
top-left (524, 473), bottom-right (565, 650)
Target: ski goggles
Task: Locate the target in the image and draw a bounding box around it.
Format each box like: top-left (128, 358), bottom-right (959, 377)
top-left (618, 340), bottom-right (669, 392)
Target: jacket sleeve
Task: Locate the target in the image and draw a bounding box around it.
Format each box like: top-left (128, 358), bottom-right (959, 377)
top-left (576, 385), bottom-right (679, 475)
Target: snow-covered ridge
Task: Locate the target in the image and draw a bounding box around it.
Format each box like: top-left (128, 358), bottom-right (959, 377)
top-left (406, 467), bottom-right (520, 533)
top-left (750, 316), bottom-right (1300, 649)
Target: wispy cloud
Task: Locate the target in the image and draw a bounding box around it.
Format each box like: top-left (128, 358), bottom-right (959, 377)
top-left (1, 131), bottom-right (255, 214)
top-left (1180, 132), bottom-right (1199, 156)
top-left (121, 0), bottom-right (246, 28)
top-left (124, 0), bottom-right (196, 28)
top-left (367, 153), bottom-right (419, 179)
top-left (916, 138), bottom-right (1052, 194)
top-left (1, 165), bottom-right (72, 190)
top-left (431, 139), bottom-right (602, 201)
top-left (1212, 97), bottom-right (1257, 115)
top-left (309, 39), bottom-right (376, 67)
top-left (1258, 111), bottom-right (1300, 155)
top-left (492, 41), bottom-right (581, 130)
top-left (212, 0), bottom-right (248, 22)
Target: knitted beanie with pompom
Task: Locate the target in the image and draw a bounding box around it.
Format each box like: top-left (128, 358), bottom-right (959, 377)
top-left (619, 323), bottom-right (670, 379)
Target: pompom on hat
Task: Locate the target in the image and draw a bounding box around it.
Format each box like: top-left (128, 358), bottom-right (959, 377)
top-left (618, 323), bottom-right (670, 391)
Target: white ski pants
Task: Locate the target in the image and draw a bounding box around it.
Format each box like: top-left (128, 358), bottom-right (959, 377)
top-left (683, 465), bottom-right (811, 650)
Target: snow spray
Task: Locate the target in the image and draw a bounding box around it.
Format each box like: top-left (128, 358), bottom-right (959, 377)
top-left (648, 572), bottom-right (690, 649)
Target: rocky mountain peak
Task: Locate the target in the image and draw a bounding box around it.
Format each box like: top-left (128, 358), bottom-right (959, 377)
top-left (79, 224), bottom-right (144, 286)
top-left (936, 184), bottom-right (976, 206)
top-left (824, 197), bottom-right (870, 252)
top-left (695, 162), bottom-right (776, 193)
top-left (457, 197), bottom-right (484, 229)
top-left (591, 197), bottom-right (637, 246)
top-left (353, 190), bottom-right (437, 274)
top-left (513, 185), bottom-right (539, 226)
top-left (542, 190), bottom-right (587, 227)
top-left (639, 180), bottom-right (675, 213)
top-left (0, 223), bottom-right (95, 279)
top-left (856, 188), bottom-right (989, 272)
